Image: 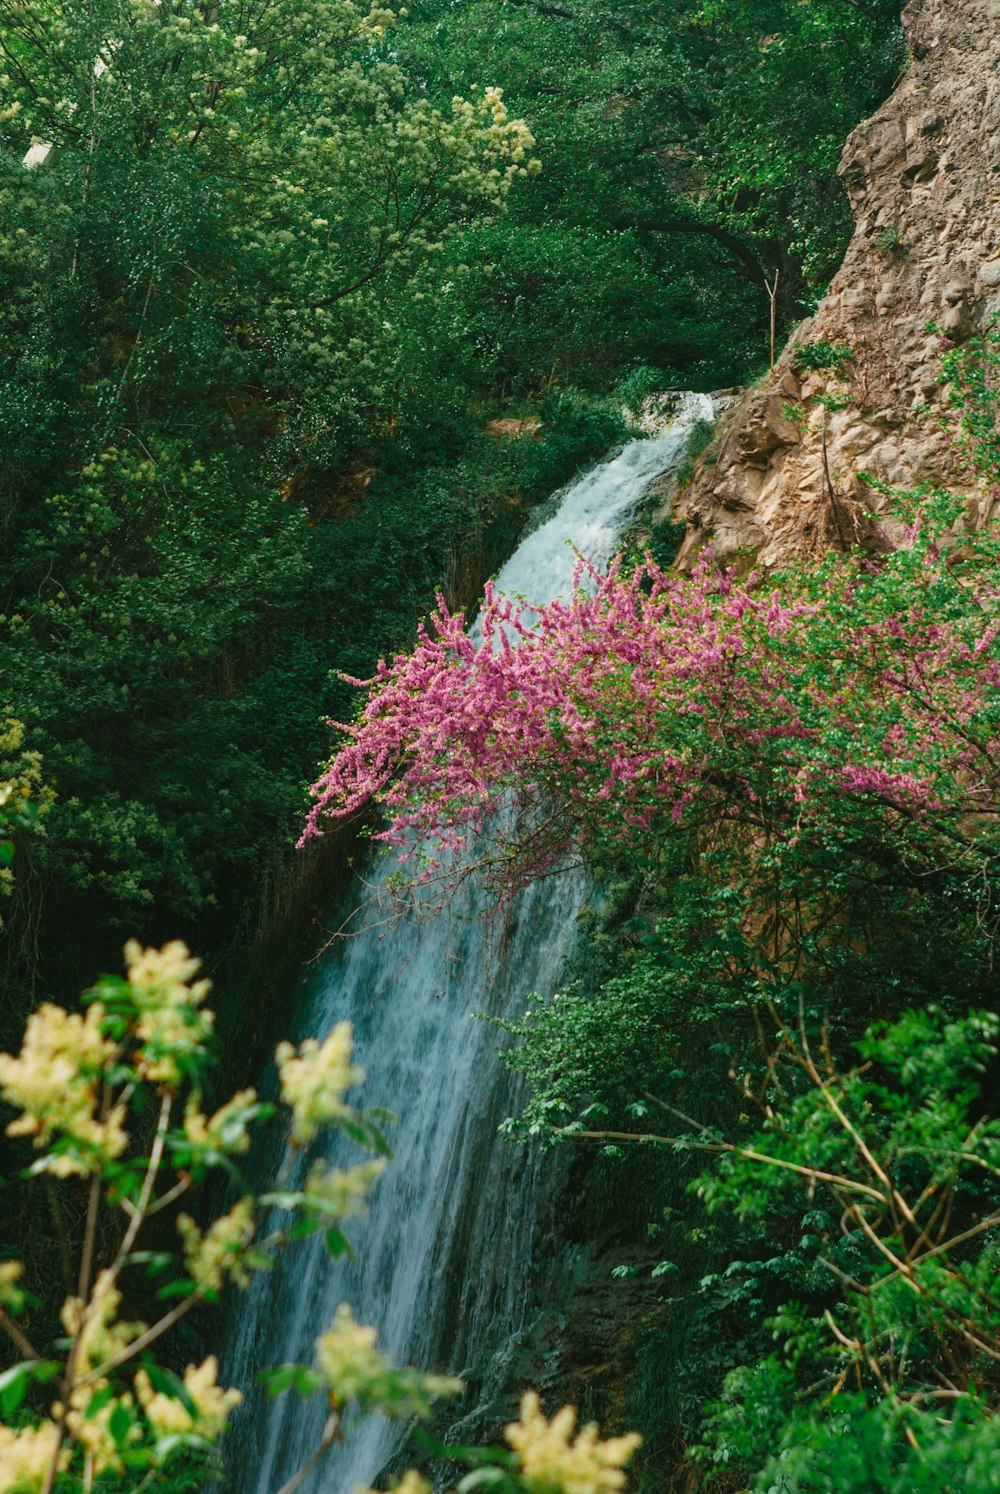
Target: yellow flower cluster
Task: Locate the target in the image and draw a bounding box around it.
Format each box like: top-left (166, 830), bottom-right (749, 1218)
top-left (0, 1259), bottom-right (24, 1310)
top-left (177, 1197), bottom-right (255, 1290)
top-left (61, 1272), bottom-right (144, 1379)
top-left (124, 939), bottom-right (214, 1083)
top-left (314, 1304), bottom-right (386, 1403)
top-left (59, 1274), bottom-right (147, 1472)
top-left (65, 1390), bottom-right (138, 1473)
top-left (314, 1305), bottom-right (459, 1411)
top-left (184, 1088), bottom-right (257, 1154)
top-left (135, 1355), bottom-right (243, 1439)
top-left (0, 1421), bottom-right (67, 1493)
top-left (304, 1157), bottom-right (385, 1218)
top-left (0, 1003), bottom-right (126, 1175)
top-left (276, 1021), bottom-right (363, 1143)
top-left (505, 1393), bottom-right (641, 1494)
top-left (357, 1473), bottom-right (430, 1494)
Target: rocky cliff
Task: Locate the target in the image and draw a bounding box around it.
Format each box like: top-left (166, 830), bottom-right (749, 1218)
top-left (676, 0), bottom-right (1000, 569)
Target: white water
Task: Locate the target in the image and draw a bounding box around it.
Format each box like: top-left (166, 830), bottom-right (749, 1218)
top-left (227, 393), bottom-right (716, 1494)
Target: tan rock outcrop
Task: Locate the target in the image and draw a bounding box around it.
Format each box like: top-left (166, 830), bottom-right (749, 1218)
top-left (676, 0), bottom-right (1000, 569)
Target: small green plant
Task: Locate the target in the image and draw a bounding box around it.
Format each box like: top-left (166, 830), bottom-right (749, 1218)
top-left (670, 416), bottom-right (718, 491)
top-left (645, 517), bottom-right (688, 571)
top-left (780, 401), bottom-right (808, 429)
top-left (613, 366), bottom-right (673, 421)
top-left (869, 225), bottom-right (904, 256)
top-left (792, 342), bottom-right (854, 377)
top-left (939, 321), bottom-right (1000, 489)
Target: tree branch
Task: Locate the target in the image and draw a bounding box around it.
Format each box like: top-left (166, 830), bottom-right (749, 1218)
top-left (630, 217), bottom-right (773, 294)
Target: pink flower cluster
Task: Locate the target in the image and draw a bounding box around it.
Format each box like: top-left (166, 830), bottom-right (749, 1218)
top-left (301, 550), bottom-right (1000, 891)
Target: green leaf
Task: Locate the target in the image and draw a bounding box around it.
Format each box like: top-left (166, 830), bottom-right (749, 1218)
top-left (457, 1468), bottom-right (511, 1493)
top-left (156, 1279), bottom-right (197, 1301)
top-left (259, 1364), bottom-right (326, 1400)
top-left (324, 1227), bottom-right (352, 1260)
top-left (110, 1401), bottom-right (134, 1447)
top-left (0, 1362), bottom-right (36, 1417)
top-left (142, 1363), bottom-right (199, 1418)
top-left (84, 1384), bottom-right (116, 1421)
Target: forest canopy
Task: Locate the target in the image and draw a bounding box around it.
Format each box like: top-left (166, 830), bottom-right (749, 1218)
top-left (0, 0), bottom-right (903, 1018)
top-left (0, 3), bottom-right (946, 1491)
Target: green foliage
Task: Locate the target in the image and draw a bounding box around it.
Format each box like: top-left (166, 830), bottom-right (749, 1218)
top-left (395, 0), bottom-right (904, 391)
top-left (869, 225), bottom-right (905, 257)
top-left (0, 0), bottom-right (551, 1026)
top-left (940, 321), bottom-right (1000, 489)
top-left (0, 0), bottom-right (907, 1035)
top-left (792, 341), bottom-right (854, 376)
top-left (518, 392), bottom-right (630, 494)
top-left (644, 517), bottom-right (688, 572)
top-left (487, 364), bottom-right (1000, 1483)
top-left (0, 718), bottom-right (49, 902)
top-left (694, 1009), bottom-right (1000, 1490)
top-left (0, 3), bottom-right (927, 1486)
top-left (613, 367), bottom-right (673, 422)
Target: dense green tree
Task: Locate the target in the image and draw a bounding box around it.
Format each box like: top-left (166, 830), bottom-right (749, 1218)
top-left (0, 0), bottom-right (550, 1013)
top-left (395, 0), bottom-right (905, 389)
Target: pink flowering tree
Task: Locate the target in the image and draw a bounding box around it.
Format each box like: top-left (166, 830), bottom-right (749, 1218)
top-left (302, 500), bottom-right (1000, 909)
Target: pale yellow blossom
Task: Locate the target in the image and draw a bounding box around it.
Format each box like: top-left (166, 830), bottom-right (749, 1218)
top-left (356, 1473), bottom-right (431, 1494)
top-left (0, 1003), bottom-right (126, 1174)
top-left (177, 1197), bottom-right (255, 1290)
top-left (58, 1274), bottom-right (146, 1472)
top-left (61, 1270), bottom-right (145, 1378)
top-left (0, 1259), bottom-right (24, 1310)
top-left (65, 1389), bottom-right (138, 1472)
top-left (505, 1392), bottom-right (640, 1494)
top-left (276, 1022), bottom-right (363, 1143)
top-left (135, 1355), bottom-right (242, 1440)
top-left (314, 1305), bottom-right (459, 1412)
top-left (0, 1420), bottom-right (67, 1492)
top-left (124, 939), bottom-right (214, 1083)
top-left (314, 1304), bottom-right (384, 1402)
top-left (183, 1088), bottom-right (258, 1155)
top-left (304, 1157), bottom-right (385, 1218)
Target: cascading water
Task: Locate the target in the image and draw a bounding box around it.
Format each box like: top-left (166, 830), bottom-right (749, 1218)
top-left (226, 393), bottom-right (717, 1494)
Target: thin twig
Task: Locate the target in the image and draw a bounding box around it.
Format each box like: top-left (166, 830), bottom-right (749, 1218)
top-left (0, 1306), bottom-right (41, 1362)
top-left (271, 1411), bottom-right (340, 1494)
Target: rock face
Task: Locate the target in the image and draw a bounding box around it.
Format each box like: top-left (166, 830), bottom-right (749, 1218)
top-left (677, 0), bottom-right (1000, 569)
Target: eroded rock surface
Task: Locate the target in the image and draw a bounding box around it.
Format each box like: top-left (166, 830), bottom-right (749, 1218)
top-left (677, 0), bottom-right (1000, 569)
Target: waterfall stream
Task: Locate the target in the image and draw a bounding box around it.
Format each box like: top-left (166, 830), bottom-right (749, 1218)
top-left (226, 393), bottom-right (716, 1494)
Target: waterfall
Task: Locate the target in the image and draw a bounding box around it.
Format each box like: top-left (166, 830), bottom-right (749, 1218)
top-left (226, 393), bottom-right (716, 1494)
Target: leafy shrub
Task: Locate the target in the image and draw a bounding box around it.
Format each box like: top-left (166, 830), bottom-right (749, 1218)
top-left (792, 341), bottom-right (854, 376)
top-left (0, 942), bottom-right (639, 1494)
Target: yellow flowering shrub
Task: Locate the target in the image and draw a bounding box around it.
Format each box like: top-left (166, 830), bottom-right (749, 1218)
top-left (505, 1393), bottom-right (641, 1494)
top-left (135, 1356), bottom-right (243, 1440)
top-left (60, 1272), bottom-right (144, 1379)
top-left (64, 1388), bottom-right (140, 1475)
top-left (183, 1087), bottom-right (259, 1154)
top-left (303, 1156), bottom-right (386, 1219)
top-left (314, 1303), bottom-right (461, 1415)
top-left (124, 938), bottom-right (215, 1082)
top-left (276, 1020), bottom-right (364, 1142)
top-left (0, 942), bottom-right (641, 1494)
top-left (0, 1421), bottom-right (67, 1494)
top-left (177, 1197), bottom-right (256, 1291)
top-left (0, 1003), bottom-right (127, 1174)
